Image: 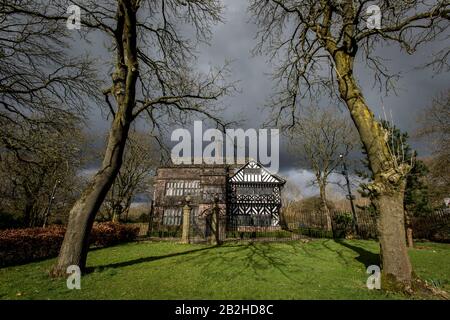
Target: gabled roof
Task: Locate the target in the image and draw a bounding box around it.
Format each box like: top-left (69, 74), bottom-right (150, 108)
top-left (229, 160), bottom-right (286, 184)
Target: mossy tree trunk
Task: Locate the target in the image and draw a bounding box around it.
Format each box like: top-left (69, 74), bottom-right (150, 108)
top-left (249, 0), bottom-right (448, 291)
top-left (333, 51), bottom-right (412, 285)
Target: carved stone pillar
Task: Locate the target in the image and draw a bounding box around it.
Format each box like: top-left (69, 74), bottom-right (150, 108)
top-left (181, 196), bottom-right (192, 244)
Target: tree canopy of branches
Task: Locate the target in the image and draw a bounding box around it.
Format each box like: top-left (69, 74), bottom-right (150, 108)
top-left (249, 0), bottom-right (449, 287)
top-left (289, 106), bottom-right (358, 231)
top-left (8, 0), bottom-right (235, 275)
top-left (0, 0), bottom-right (100, 154)
top-left (0, 0), bottom-right (100, 229)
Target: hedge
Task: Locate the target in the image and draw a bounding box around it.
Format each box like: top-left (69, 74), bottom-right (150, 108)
top-left (0, 222), bottom-right (139, 267)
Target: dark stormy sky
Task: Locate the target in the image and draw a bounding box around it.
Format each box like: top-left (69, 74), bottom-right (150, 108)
top-left (81, 1), bottom-right (449, 198)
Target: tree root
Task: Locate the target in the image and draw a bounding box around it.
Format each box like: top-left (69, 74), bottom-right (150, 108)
top-left (412, 277), bottom-right (449, 300)
top-left (382, 273), bottom-right (449, 299)
top-left (48, 267), bottom-right (67, 279)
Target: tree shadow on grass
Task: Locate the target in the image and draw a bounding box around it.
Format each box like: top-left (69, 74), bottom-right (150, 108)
top-left (334, 239), bottom-right (380, 268)
top-left (320, 239), bottom-right (351, 266)
top-left (88, 241), bottom-right (306, 284)
top-left (187, 241), bottom-right (307, 284)
top-left (85, 245), bottom-right (218, 274)
top-left (243, 242), bottom-right (305, 283)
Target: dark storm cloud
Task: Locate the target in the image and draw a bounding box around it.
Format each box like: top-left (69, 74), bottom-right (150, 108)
top-left (194, 1), bottom-right (448, 170)
top-left (196, 1), bottom-right (272, 129)
top-left (79, 1), bottom-right (448, 194)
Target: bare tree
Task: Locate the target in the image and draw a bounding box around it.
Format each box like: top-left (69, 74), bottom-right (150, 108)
top-left (249, 0), bottom-right (449, 287)
top-left (281, 179), bottom-right (302, 206)
top-left (0, 0), bottom-right (101, 228)
top-left (279, 178), bottom-right (302, 227)
top-left (104, 130), bottom-right (158, 222)
top-left (289, 106), bottom-right (357, 231)
top-left (0, 0), bottom-right (100, 155)
top-left (0, 114), bottom-right (86, 227)
top-left (417, 90), bottom-right (450, 206)
top-left (5, 0), bottom-right (234, 275)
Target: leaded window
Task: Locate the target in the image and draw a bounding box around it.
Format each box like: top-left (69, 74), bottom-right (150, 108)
top-left (162, 207), bottom-right (198, 225)
top-left (165, 180), bottom-right (200, 196)
top-left (236, 186), bottom-right (273, 195)
top-left (162, 208), bottom-right (182, 225)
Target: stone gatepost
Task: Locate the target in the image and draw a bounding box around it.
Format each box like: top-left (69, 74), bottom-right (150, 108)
top-left (210, 194), bottom-right (222, 245)
top-left (181, 196), bottom-right (192, 244)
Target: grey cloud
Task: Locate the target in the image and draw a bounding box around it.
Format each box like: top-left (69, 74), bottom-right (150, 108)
top-left (80, 1), bottom-right (448, 173)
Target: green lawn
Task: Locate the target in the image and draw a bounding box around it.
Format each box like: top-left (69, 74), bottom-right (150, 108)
top-left (0, 239), bottom-right (449, 300)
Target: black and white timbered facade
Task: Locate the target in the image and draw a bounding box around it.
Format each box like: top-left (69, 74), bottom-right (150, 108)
top-left (227, 161), bottom-right (285, 227)
top-left (152, 160), bottom-right (286, 235)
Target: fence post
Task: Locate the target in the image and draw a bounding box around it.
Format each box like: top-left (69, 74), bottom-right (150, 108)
top-left (147, 200), bottom-right (154, 237)
top-left (181, 196), bottom-right (192, 244)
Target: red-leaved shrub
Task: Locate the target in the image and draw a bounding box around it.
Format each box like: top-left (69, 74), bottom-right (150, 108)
top-left (0, 222), bottom-right (139, 267)
top-left (0, 225), bottom-right (65, 267)
top-left (90, 222), bottom-right (139, 247)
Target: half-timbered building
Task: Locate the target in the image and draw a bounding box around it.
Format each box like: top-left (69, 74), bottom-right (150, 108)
top-left (152, 160), bottom-right (285, 238)
top-left (227, 161), bottom-right (285, 227)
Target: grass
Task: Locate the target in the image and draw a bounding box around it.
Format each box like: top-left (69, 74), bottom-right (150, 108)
top-left (0, 239), bottom-right (449, 300)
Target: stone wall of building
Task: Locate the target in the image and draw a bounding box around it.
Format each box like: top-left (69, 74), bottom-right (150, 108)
top-left (153, 165), bottom-right (229, 206)
top-left (152, 165), bottom-right (232, 238)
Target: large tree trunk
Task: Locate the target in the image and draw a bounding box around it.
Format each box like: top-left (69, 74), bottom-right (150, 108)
top-left (319, 182), bottom-right (332, 232)
top-left (333, 52), bottom-right (412, 287)
top-left (51, 117), bottom-right (131, 276)
top-left (374, 185), bottom-right (412, 284)
top-left (51, 1), bottom-right (138, 276)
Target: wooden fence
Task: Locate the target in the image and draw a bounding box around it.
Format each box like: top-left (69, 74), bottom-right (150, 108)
top-left (410, 209), bottom-right (450, 242)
